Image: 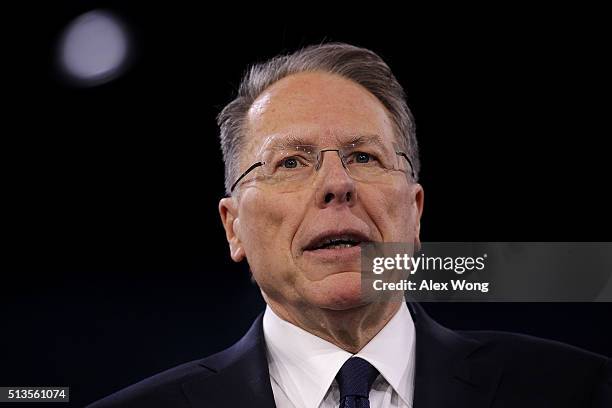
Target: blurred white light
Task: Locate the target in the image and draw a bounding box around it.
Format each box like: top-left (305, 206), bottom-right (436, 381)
top-left (58, 10), bottom-right (131, 86)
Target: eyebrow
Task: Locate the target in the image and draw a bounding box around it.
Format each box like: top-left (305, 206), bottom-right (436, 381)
top-left (264, 133), bottom-right (388, 150)
top-left (266, 134), bottom-right (313, 149)
top-left (344, 134), bottom-right (387, 150)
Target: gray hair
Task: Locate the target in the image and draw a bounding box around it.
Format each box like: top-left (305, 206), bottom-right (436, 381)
top-left (217, 42), bottom-right (419, 195)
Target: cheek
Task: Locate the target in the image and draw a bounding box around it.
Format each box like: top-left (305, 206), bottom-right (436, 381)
top-left (241, 189), bottom-right (284, 250)
top-left (238, 189), bottom-right (307, 269)
top-left (364, 183), bottom-right (414, 241)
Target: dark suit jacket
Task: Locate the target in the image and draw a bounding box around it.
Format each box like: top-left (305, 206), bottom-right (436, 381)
top-left (87, 303), bottom-right (611, 407)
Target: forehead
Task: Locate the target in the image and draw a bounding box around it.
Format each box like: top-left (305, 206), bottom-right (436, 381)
top-left (257, 132), bottom-right (391, 154)
top-left (242, 71), bottom-right (395, 162)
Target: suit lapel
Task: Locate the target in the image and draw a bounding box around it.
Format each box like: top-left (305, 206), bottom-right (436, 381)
top-left (181, 314), bottom-right (276, 408)
top-left (181, 304), bottom-right (502, 408)
top-left (409, 303), bottom-right (503, 408)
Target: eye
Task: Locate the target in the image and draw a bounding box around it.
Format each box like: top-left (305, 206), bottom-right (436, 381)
top-left (279, 156), bottom-right (307, 169)
top-left (282, 157), bottom-right (298, 168)
top-left (346, 151), bottom-right (379, 165)
top-left (270, 151), bottom-right (313, 171)
top-left (355, 152), bottom-right (371, 163)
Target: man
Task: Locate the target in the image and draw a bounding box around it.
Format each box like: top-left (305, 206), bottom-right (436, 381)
top-left (88, 43), bottom-right (610, 407)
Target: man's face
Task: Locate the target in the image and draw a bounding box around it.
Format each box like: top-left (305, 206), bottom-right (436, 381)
top-left (220, 72), bottom-right (424, 311)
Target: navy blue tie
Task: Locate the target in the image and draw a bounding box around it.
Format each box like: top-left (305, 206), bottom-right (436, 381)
top-left (335, 357), bottom-right (380, 408)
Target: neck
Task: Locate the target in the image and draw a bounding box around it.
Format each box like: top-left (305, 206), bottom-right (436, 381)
top-left (264, 296), bottom-right (401, 354)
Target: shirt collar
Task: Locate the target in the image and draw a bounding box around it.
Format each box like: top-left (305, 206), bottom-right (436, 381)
top-left (263, 302), bottom-right (415, 408)
top-left (355, 301), bottom-right (415, 406)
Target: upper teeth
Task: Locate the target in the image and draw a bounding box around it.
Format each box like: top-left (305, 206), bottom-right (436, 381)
top-left (325, 243), bottom-right (355, 249)
top-left (318, 236), bottom-right (359, 248)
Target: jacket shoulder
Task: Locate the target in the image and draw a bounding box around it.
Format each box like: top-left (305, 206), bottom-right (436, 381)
top-left (87, 315), bottom-right (267, 408)
top-left (459, 329), bottom-right (610, 401)
top-left (460, 329), bottom-right (608, 364)
top-left (86, 358), bottom-right (215, 408)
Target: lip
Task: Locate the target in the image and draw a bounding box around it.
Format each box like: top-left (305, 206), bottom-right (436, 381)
top-left (301, 228), bottom-right (371, 263)
top-left (302, 243), bottom-right (363, 264)
top-left (303, 229), bottom-right (372, 251)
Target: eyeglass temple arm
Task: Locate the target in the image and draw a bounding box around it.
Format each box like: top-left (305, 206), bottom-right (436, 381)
top-left (230, 162), bottom-right (264, 193)
top-left (396, 152), bottom-right (416, 180)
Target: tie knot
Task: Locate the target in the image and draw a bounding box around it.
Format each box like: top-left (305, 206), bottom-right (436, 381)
top-left (336, 357), bottom-right (380, 400)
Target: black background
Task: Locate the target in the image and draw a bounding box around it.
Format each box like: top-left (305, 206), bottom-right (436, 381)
top-left (2, 2), bottom-right (610, 407)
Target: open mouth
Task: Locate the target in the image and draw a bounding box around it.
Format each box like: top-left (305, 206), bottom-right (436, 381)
top-left (304, 232), bottom-right (370, 252)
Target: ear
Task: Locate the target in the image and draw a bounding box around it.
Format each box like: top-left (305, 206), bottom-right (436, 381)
top-left (412, 184), bottom-right (425, 250)
top-left (219, 197), bottom-right (246, 262)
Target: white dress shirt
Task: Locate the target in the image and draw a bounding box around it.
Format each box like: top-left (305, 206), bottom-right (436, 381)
top-left (262, 302), bottom-right (415, 408)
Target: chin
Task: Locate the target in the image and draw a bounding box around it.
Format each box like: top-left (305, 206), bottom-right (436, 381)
top-left (306, 272), bottom-right (368, 311)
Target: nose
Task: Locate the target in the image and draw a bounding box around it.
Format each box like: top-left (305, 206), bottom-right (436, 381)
top-left (315, 150), bottom-right (356, 208)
